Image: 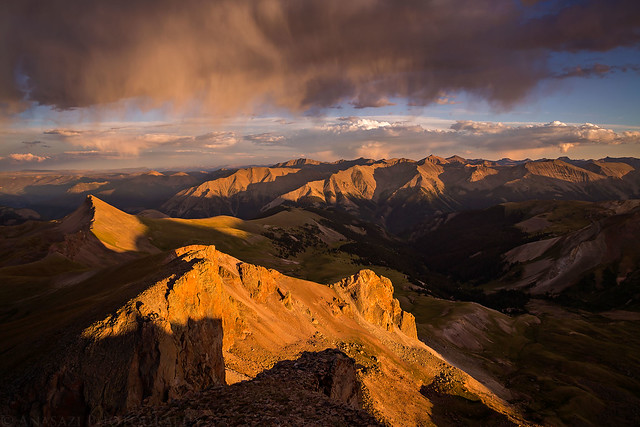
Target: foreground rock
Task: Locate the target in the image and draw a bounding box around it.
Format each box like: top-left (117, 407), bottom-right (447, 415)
top-left (102, 349), bottom-right (380, 426)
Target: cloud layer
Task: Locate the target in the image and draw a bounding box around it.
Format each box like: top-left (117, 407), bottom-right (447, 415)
top-left (2, 116), bottom-right (639, 170)
top-left (41, 128), bottom-right (239, 156)
top-left (274, 117), bottom-right (640, 160)
top-left (2, 0), bottom-right (639, 116)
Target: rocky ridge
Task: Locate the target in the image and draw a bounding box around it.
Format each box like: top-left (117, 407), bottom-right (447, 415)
top-left (3, 245), bottom-right (522, 426)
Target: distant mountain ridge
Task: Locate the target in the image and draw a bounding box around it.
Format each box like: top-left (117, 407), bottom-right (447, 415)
top-left (163, 155), bottom-right (640, 232)
top-left (0, 169), bottom-right (219, 220)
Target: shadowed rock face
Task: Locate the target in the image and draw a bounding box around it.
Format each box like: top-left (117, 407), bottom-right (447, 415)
top-left (45, 317), bottom-right (225, 421)
top-left (39, 247), bottom-right (233, 420)
top-left (103, 349), bottom-right (381, 426)
top-left (0, 207), bottom-right (40, 226)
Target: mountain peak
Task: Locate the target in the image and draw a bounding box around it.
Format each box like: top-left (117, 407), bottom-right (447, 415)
top-left (274, 158), bottom-right (323, 168)
top-left (164, 154), bottom-right (639, 232)
top-left (84, 194), bottom-right (129, 221)
top-left (57, 195), bottom-right (100, 234)
top-left (378, 157), bottom-right (413, 166)
top-left (420, 154), bottom-right (448, 165)
top-left (446, 155), bottom-right (467, 164)
top-left (524, 159), bottom-right (605, 183)
top-left (54, 195), bottom-right (158, 264)
top-left (85, 193), bottom-right (103, 207)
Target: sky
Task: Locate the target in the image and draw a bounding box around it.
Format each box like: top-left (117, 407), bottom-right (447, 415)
top-left (0, 0), bottom-right (639, 171)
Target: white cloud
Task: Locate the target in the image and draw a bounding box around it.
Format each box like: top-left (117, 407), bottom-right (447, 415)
top-left (43, 129), bottom-right (83, 137)
top-left (197, 131), bottom-right (238, 148)
top-left (295, 118), bottom-right (640, 160)
top-left (450, 121), bottom-right (508, 134)
top-left (8, 153), bottom-right (48, 162)
top-left (560, 143), bottom-right (575, 153)
top-left (446, 120), bottom-right (639, 153)
top-left (6, 116), bottom-right (639, 170)
top-left (325, 117), bottom-right (393, 132)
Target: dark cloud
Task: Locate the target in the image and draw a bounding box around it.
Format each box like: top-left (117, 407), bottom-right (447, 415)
top-left (244, 133), bottom-right (287, 146)
top-left (555, 63), bottom-right (640, 79)
top-left (351, 96), bottom-right (396, 109)
top-left (515, 0), bottom-right (640, 52)
top-left (1, 0), bottom-right (639, 116)
top-left (43, 129), bottom-right (83, 136)
top-left (21, 140), bottom-right (49, 148)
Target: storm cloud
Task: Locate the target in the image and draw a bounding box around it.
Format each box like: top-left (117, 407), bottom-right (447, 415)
top-left (2, 0), bottom-right (639, 116)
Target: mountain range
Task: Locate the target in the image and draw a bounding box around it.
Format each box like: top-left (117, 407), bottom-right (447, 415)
top-left (163, 156), bottom-right (640, 232)
top-left (1, 156), bottom-right (640, 425)
top-left (3, 155), bottom-right (639, 232)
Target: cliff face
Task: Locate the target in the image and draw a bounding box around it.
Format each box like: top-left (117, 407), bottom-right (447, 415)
top-left (7, 245), bottom-right (520, 426)
top-left (42, 246), bottom-right (234, 419)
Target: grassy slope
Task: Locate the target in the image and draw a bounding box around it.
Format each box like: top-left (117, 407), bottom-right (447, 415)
top-left (394, 284), bottom-right (640, 426)
top-left (0, 253), bottom-right (171, 375)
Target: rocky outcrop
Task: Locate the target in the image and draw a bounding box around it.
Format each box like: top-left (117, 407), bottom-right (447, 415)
top-left (332, 269), bottom-right (417, 339)
top-left (103, 350), bottom-right (380, 426)
top-left (237, 262), bottom-right (277, 302)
